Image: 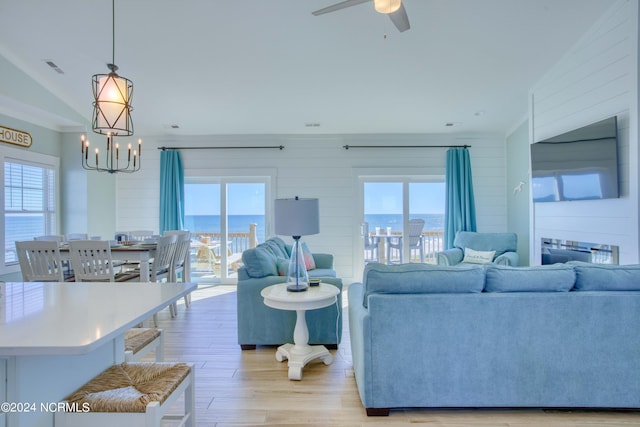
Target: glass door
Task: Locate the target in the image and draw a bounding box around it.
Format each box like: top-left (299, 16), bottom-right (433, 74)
top-left (185, 178), bottom-right (267, 283)
top-left (362, 179), bottom-right (444, 265)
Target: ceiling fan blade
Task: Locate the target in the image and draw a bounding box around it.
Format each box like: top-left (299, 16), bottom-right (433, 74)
top-left (388, 3), bottom-right (410, 32)
top-left (312, 0), bottom-right (371, 16)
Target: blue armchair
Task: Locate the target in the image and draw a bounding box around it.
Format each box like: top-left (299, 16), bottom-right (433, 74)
top-left (236, 237), bottom-right (343, 350)
top-left (437, 231), bottom-right (519, 266)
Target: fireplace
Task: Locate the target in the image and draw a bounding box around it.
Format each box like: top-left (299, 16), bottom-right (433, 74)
top-left (541, 238), bottom-right (619, 265)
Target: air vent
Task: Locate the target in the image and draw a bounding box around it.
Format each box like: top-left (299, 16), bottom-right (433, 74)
top-left (44, 60), bottom-right (64, 74)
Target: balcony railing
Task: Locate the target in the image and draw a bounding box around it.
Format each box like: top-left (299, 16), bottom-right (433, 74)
top-left (191, 224), bottom-right (258, 278)
top-left (369, 230), bottom-right (444, 265)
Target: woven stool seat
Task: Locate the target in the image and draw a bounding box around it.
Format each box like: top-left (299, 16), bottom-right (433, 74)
top-left (125, 328), bottom-right (161, 355)
top-left (64, 363), bottom-right (190, 413)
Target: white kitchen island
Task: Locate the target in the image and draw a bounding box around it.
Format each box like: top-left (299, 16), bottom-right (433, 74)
top-left (0, 281), bottom-right (196, 427)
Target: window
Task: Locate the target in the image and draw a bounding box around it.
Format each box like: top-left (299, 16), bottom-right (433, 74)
top-left (1, 148), bottom-right (59, 273)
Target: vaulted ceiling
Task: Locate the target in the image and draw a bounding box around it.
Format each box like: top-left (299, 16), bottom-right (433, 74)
top-left (0, 0), bottom-right (616, 136)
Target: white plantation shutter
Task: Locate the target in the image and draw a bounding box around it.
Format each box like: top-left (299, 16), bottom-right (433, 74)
top-left (4, 159), bottom-right (57, 265)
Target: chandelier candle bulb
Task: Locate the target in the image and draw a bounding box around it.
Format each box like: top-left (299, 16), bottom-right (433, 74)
top-left (128, 143), bottom-right (131, 161)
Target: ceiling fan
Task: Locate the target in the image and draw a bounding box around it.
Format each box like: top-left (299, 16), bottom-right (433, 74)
top-left (312, 0), bottom-right (410, 33)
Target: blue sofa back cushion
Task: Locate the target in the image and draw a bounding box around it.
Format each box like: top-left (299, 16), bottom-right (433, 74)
top-left (484, 264), bottom-right (575, 292)
top-left (570, 261), bottom-right (640, 291)
top-left (362, 263), bottom-right (484, 308)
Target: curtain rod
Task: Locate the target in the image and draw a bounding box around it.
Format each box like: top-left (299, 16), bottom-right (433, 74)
top-left (157, 145), bottom-right (284, 151)
top-left (343, 144), bottom-right (470, 150)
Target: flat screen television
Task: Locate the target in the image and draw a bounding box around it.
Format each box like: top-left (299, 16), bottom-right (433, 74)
top-left (530, 116), bottom-right (619, 203)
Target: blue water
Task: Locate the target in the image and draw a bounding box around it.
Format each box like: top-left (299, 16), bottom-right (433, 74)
top-left (364, 213), bottom-right (444, 232)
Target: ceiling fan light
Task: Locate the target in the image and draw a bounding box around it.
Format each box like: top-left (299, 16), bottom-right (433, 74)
top-left (374, 0), bottom-right (401, 14)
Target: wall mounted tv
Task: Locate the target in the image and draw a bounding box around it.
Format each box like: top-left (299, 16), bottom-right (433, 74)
top-left (530, 116), bottom-right (619, 203)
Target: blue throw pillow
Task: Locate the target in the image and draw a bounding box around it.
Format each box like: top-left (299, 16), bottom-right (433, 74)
top-left (241, 246), bottom-right (277, 278)
top-left (362, 263), bottom-right (484, 308)
top-left (484, 264), bottom-right (575, 292)
top-left (571, 262), bottom-right (640, 291)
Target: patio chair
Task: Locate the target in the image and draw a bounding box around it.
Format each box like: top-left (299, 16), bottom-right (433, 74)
top-left (362, 222), bottom-right (379, 263)
top-left (388, 218), bottom-right (425, 263)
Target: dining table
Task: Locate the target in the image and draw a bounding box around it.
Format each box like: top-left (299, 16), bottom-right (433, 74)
top-left (59, 243), bottom-right (158, 281)
top-left (0, 281), bottom-right (196, 427)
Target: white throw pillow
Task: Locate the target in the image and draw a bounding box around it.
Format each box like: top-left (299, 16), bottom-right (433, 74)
top-left (463, 247), bottom-right (496, 264)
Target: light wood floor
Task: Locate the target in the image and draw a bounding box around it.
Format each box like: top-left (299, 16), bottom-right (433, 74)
top-left (155, 284), bottom-right (640, 426)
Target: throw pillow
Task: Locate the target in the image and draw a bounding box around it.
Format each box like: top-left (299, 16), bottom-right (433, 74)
top-left (463, 247), bottom-right (496, 264)
top-left (301, 242), bottom-right (316, 270)
top-left (276, 258), bottom-right (290, 276)
top-left (241, 246), bottom-right (277, 278)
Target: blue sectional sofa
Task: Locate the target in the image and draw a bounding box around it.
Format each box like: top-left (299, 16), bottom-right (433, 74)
top-left (237, 237), bottom-right (342, 349)
top-left (349, 261), bottom-right (640, 416)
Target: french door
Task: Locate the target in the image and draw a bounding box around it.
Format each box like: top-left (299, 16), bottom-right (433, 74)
top-left (184, 177), bottom-right (269, 283)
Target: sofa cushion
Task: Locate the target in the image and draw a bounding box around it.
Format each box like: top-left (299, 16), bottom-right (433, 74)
top-left (361, 263), bottom-right (484, 308)
top-left (484, 264), bottom-right (575, 292)
top-left (241, 246), bottom-right (277, 278)
top-left (570, 262), bottom-right (640, 291)
top-left (463, 248), bottom-right (495, 264)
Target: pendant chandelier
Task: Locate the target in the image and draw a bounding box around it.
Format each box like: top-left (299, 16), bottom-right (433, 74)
top-left (82, 0), bottom-right (140, 173)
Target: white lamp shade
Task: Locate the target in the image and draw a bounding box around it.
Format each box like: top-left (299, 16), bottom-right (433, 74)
top-left (274, 198), bottom-right (320, 237)
top-left (374, 0), bottom-right (401, 14)
top-left (92, 72), bottom-right (134, 136)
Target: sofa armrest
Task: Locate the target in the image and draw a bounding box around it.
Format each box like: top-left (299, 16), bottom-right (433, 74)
top-left (494, 251), bottom-right (519, 266)
top-left (437, 248), bottom-right (464, 266)
top-left (312, 253), bottom-right (334, 270)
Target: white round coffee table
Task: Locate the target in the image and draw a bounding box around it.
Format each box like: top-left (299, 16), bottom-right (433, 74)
top-left (261, 282), bottom-right (340, 380)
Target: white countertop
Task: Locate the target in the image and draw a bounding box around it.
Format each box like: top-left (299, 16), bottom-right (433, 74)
top-left (0, 281), bottom-right (196, 356)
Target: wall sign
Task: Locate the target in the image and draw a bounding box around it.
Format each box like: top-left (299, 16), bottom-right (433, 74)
top-left (0, 125), bottom-right (32, 148)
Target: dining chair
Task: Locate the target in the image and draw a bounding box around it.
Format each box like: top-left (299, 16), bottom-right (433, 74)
top-left (145, 234), bottom-right (178, 325)
top-left (388, 218), bottom-right (425, 263)
top-left (68, 240), bottom-right (139, 282)
top-left (164, 230), bottom-right (192, 312)
top-left (66, 233), bottom-right (89, 241)
top-left (15, 240), bottom-right (65, 282)
top-left (361, 222), bottom-right (380, 263)
top-left (34, 235), bottom-right (64, 243)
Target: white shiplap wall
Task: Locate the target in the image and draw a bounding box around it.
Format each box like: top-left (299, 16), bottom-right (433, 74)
top-left (530, 0), bottom-right (639, 264)
top-left (116, 132), bottom-right (507, 282)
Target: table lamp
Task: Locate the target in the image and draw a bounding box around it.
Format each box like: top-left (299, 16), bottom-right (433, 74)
top-left (274, 197), bottom-right (320, 292)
